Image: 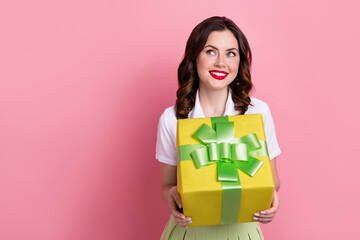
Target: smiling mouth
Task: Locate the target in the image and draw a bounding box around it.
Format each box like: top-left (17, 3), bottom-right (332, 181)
top-left (209, 70), bottom-right (228, 80)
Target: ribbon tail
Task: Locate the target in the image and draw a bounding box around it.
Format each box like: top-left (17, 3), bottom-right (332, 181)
top-left (217, 162), bottom-right (238, 182)
top-left (221, 174), bottom-right (241, 224)
top-left (236, 156), bottom-right (264, 177)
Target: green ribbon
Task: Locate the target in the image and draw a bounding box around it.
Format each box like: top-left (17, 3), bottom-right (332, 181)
top-left (179, 116), bottom-right (269, 224)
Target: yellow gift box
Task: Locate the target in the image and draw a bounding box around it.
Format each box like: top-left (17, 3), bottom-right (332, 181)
top-left (177, 114), bottom-right (274, 227)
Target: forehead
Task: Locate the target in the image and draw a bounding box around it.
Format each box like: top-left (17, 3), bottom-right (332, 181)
top-left (205, 30), bottom-right (238, 49)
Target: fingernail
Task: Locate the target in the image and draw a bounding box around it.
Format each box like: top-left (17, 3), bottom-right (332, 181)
top-left (254, 213), bottom-right (260, 217)
top-left (186, 217), bottom-right (192, 221)
top-left (188, 220), bottom-right (192, 224)
top-left (260, 211), bottom-right (266, 214)
top-left (178, 203), bottom-right (182, 209)
top-left (253, 217), bottom-right (259, 220)
top-left (181, 216), bottom-right (185, 219)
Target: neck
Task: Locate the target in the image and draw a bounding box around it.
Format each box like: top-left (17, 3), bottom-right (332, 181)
top-left (198, 86), bottom-right (229, 118)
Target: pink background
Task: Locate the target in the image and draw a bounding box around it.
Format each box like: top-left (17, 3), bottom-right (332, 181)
top-left (1, 0), bottom-right (359, 239)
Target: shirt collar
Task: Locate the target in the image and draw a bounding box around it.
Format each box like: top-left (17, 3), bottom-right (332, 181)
top-left (188, 89), bottom-right (238, 119)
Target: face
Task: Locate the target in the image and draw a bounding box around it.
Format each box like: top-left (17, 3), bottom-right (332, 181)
top-left (196, 30), bottom-right (240, 91)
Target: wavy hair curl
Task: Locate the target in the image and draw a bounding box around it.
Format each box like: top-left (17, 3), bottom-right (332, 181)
top-left (175, 16), bottom-right (253, 119)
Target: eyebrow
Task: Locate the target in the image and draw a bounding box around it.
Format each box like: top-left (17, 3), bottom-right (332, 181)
top-left (204, 45), bottom-right (239, 52)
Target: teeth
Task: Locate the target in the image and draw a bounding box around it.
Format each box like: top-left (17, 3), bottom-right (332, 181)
top-left (211, 72), bottom-right (227, 76)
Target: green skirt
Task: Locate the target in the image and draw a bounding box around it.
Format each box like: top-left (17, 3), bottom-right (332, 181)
top-left (160, 215), bottom-right (264, 240)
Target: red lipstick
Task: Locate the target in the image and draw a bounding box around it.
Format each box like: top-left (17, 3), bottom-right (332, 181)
top-left (209, 70), bottom-right (228, 80)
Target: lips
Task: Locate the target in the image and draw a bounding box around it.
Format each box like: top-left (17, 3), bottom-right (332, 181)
top-left (209, 70), bottom-right (228, 80)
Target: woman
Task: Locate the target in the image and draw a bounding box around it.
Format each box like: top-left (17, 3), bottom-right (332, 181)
top-left (156, 16), bottom-right (281, 239)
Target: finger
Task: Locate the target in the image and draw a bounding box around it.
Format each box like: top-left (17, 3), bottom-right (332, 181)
top-left (170, 206), bottom-right (192, 225)
top-left (173, 215), bottom-right (189, 224)
top-left (255, 215), bottom-right (274, 223)
top-left (170, 206), bottom-right (185, 220)
top-left (177, 218), bottom-right (192, 226)
top-left (253, 214), bottom-right (274, 222)
top-left (171, 190), bottom-right (183, 209)
top-left (258, 219), bottom-right (272, 224)
top-left (168, 196), bottom-right (185, 219)
top-left (255, 214), bottom-right (275, 221)
top-left (175, 219), bottom-right (188, 227)
top-left (256, 208), bottom-right (277, 216)
top-left (169, 203), bottom-right (191, 223)
top-left (174, 217), bottom-right (192, 228)
top-left (254, 210), bottom-right (276, 218)
top-left (177, 222), bottom-right (189, 228)
top-left (174, 216), bottom-right (192, 224)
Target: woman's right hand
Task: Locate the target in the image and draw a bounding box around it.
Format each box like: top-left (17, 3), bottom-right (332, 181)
top-left (166, 185), bottom-right (192, 228)
top-left (161, 164), bottom-right (191, 228)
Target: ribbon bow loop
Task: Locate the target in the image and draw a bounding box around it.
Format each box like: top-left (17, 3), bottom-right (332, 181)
top-left (190, 121), bottom-right (266, 181)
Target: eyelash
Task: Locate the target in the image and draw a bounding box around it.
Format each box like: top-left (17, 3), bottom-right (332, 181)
top-left (205, 50), bottom-right (236, 57)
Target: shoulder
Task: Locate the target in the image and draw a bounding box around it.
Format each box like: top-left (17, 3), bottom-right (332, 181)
top-left (156, 106), bottom-right (178, 165)
top-left (245, 97), bottom-right (270, 115)
top-left (158, 105), bottom-right (177, 132)
top-left (160, 105), bottom-right (177, 122)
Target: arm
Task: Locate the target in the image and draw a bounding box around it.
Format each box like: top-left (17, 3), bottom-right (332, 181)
top-left (161, 163), bottom-right (192, 228)
top-left (253, 157), bottom-right (281, 223)
top-left (253, 103), bottom-right (281, 223)
top-left (161, 163), bottom-right (177, 202)
top-left (271, 157), bottom-right (280, 191)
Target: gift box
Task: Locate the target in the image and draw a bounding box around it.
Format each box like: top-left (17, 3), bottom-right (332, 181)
top-left (177, 114), bottom-right (274, 226)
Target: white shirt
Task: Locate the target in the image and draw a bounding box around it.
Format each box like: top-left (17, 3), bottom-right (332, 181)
top-left (156, 90), bottom-right (281, 166)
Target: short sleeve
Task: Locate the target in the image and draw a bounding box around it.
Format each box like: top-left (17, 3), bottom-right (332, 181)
top-left (155, 108), bottom-right (178, 166)
top-left (263, 104), bottom-right (282, 160)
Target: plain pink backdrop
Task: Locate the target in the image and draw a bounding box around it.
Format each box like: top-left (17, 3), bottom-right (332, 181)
top-left (1, 0), bottom-right (360, 239)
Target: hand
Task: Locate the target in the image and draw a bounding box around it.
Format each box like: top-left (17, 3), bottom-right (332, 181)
top-left (166, 185), bottom-right (192, 228)
top-left (253, 190), bottom-right (279, 224)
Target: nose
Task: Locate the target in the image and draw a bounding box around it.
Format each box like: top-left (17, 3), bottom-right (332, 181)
top-left (214, 54), bottom-right (225, 68)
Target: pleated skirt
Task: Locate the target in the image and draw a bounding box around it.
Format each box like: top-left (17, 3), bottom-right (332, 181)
top-left (160, 215), bottom-right (264, 240)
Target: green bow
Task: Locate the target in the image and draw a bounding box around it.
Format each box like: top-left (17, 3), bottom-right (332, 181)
top-left (179, 117), bottom-right (269, 224)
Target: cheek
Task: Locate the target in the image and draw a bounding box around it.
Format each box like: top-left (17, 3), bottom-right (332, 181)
top-left (229, 59), bottom-right (240, 73)
top-left (197, 55), bottom-right (213, 70)
top-left (196, 58), bottom-right (207, 80)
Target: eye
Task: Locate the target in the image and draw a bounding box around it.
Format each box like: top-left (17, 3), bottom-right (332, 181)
top-left (206, 49), bottom-right (216, 55)
top-left (228, 52), bottom-right (236, 57)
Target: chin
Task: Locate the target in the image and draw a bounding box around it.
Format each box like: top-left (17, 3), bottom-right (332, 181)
top-left (212, 81), bottom-right (232, 89)
top-left (208, 84), bottom-right (229, 91)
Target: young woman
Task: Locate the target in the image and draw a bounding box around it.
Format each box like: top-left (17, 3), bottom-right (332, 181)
top-left (156, 16), bottom-right (281, 239)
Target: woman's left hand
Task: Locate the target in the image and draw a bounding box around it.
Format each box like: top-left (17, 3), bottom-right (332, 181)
top-left (253, 190), bottom-right (279, 224)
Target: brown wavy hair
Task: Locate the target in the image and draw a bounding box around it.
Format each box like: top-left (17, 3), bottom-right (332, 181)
top-left (175, 16), bottom-right (253, 119)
